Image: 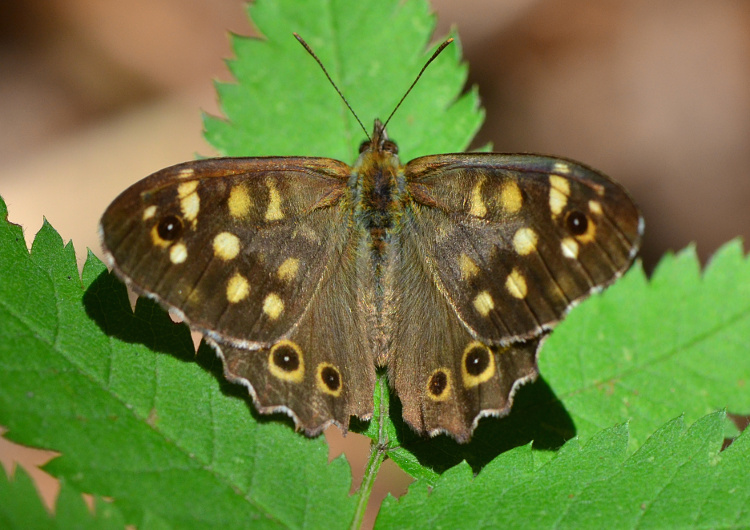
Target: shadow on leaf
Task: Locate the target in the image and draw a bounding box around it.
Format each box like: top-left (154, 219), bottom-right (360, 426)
top-left (194, 339), bottom-right (299, 432)
top-left (390, 377), bottom-right (576, 474)
top-left (83, 269), bottom-right (299, 433)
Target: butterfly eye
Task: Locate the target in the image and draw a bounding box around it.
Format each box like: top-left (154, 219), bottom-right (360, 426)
top-left (358, 140), bottom-right (370, 153)
top-left (157, 215), bottom-right (184, 241)
top-left (565, 210), bottom-right (589, 236)
top-left (382, 140), bottom-right (398, 154)
top-left (428, 370), bottom-right (450, 398)
top-left (464, 345), bottom-right (490, 376)
top-left (321, 366), bottom-right (341, 390)
top-left (272, 344), bottom-right (300, 372)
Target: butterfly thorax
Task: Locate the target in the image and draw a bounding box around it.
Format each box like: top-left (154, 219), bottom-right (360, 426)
top-left (351, 122), bottom-right (405, 261)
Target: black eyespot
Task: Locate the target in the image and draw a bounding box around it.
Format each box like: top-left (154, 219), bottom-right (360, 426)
top-left (428, 370), bottom-right (448, 397)
top-left (565, 210), bottom-right (588, 236)
top-left (359, 140), bottom-right (370, 153)
top-left (464, 345), bottom-right (491, 377)
top-left (320, 366), bottom-right (341, 391)
top-left (272, 345), bottom-right (300, 372)
top-left (157, 215), bottom-right (183, 241)
top-left (382, 140), bottom-right (398, 154)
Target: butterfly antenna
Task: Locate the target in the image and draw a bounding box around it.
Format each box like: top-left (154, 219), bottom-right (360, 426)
top-left (294, 33), bottom-right (370, 140)
top-left (382, 38), bottom-right (454, 129)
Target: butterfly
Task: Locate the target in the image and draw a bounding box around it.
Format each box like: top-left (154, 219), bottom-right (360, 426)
top-left (99, 37), bottom-right (642, 442)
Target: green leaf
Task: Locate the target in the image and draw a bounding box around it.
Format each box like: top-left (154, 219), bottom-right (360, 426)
top-left (373, 241), bottom-right (750, 480)
top-left (0, 193), bottom-right (355, 528)
top-left (0, 466), bottom-right (132, 530)
top-left (543, 240), bottom-right (750, 449)
top-left (203, 0), bottom-right (482, 162)
top-left (376, 411), bottom-right (750, 528)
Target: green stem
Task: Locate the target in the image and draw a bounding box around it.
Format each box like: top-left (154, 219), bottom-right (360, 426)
top-left (350, 373), bottom-right (391, 529)
top-left (350, 442), bottom-right (386, 530)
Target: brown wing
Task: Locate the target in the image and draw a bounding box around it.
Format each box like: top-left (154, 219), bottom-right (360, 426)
top-left (404, 153), bottom-right (643, 344)
top-left (383, 216), bottom-right (542, 442)
top-left (100, 156), bottom-right (376, 433)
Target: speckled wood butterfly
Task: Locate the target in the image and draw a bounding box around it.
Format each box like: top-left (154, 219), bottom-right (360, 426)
top-left (100, 37), bottom-right (642, 442)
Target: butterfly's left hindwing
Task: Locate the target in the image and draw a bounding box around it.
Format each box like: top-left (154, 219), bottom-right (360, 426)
top-left (100, 157), bottom-right (376, 433)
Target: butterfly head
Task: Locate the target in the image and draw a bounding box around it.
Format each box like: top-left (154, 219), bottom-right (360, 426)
top-left (358, 119), bottom-right (399, 158)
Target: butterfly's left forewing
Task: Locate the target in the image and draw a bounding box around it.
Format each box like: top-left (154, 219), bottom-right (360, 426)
top-left (405, 153), bottom-right (643, 342)
top-left (100, 157), bottom-right (376, 433)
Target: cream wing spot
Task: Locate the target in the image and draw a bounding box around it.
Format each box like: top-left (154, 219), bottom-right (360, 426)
top-left (500, 180), bottom-right (523, 214)
top-left (588, 200), bottom-right (603, 215)
top-left (505, 268), bottom-right (528, 299)
top-left (228, 185), bottom-right (252, 218)
top-left (226, 273), bottom-right (250, 303)
top-left (213, 232), bottom-right (241, 260)
top-left (473, 291), bottom-right (495, 316)
top-left (561, 237), bottom-right (579, 259)
top-left (277, 257), bottom-right (300, 282)
top-left (552, 161), bottom-right (571, 175)
top-left (263, 293), bottom-right (284, 320)
top-left (549, 175), bottom-right (570, 217)
top-left (169, 243), bottom-right (188, 264)
top-left (178, 181), bottom-right (200, 226)
top-left (142, 205), bottom-right (157, 221)
top-left (459, 253), bottom-right (480, 280)
top-left (177, 167), bottom-right (195, 179)
top-left (265, 180), bottom-right (284, 221)
top-left (513, 227), bottom-right (538, 255)
top-left (469, 178), bottom-right (487, 217)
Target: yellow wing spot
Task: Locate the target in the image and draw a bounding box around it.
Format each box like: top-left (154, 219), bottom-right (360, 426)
top-left (426, 368), bottom-right (452, 401)
top-left (265, 180), bottom-right (284, 221)
top-left (549, 175), bottom-right (570, 217)
top-left (150, 225), bottom-right (171, 248)
top-left (469, 178), bottom-right (487, 218)
top-left (213, 232), bottom-right (241, 260)
top-left (513, 227), bottom-right (538, 255)
top-left (500, 180), bottom-right (523, 214)
top-left (228, 185), bottom-right (252, 218)
top-left (473, 291), bottom-right (495, 316)
top-left (505, 268), bottom-right (528, 299)
top-left (293, 224), bottom-right (320, 242)
top-left (588, 200), bottom-right (602, 215)
top-left (142, 205), bottom-right (157, 221)
top-left (178, 181), bottom-right (200, 226)
top-left (461, 342), bottom-right (496, 387)
top-left (316, 363), bottom-right (343, 397)
top-left (169, 243), bottom-right (188, 264)
top-left (561, 237), bottom-right (579, 259)
top-left (177, 167), bottom-right (195, 179)
top-left (263, 293), bottom-right (284, 320)
top-left (277, 257), bottom-right (300, 282)
top-left (268, 340), bottom-right (304, 383)
top-left (226, 273), bottom-right (250, 303)
top-left (459, 253), bottom-right (480, 280)
top-left (552, 161), bottom-right (571, 175)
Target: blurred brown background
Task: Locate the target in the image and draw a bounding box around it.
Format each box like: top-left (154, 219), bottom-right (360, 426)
top-left (1, 0), bottom-right (749, 524)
